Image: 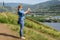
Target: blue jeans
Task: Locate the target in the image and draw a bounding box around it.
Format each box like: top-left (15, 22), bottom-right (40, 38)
top-left (19, 19), bottom-right (24, 37)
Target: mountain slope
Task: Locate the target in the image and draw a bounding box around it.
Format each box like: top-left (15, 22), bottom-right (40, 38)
top-left (1, 23), bottom-right (48, 40)
top-left (0, 12), bottom-right (60, 40)
top-left (0, 0), bottom-right (60, 14)
top-left (0, 23), bottom-right (20, 40)
top-left (33, 0), bottom-right (60, 8)
top-left (31, 0), bottom-right (60, 15)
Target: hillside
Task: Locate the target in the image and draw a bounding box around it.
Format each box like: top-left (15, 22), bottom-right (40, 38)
top-left (0, 3), bottom-right (33, 11)
top-left (31, 0), bottom-right (60, 15)
top-left (0, 23), bottom-right (20, 40)
top-left (0, 0), bottom-right (60, 15)
top-left (33, 0), bottom-right (60, 8)
top-left (0, 12), bottom-right (60, 40)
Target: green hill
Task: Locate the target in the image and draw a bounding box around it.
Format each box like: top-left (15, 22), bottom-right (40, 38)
top-left (0, 12), bottom-right (60, 40)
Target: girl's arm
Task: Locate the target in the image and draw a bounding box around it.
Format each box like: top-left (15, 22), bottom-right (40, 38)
top-left (24, 8), bottom-right (31, 14)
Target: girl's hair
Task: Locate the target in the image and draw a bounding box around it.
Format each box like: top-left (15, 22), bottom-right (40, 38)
top-left (18, 5), bottom-right (22, 11)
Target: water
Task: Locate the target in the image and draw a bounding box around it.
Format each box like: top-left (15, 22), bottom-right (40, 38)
top-left (44, 23), bottom-right (60, 31)
top-left (52, 16), bottom-right (60, 19)
top-left (44, 16), bottom-right (60, 31)
top-left (45, 16), bottom-right (60, 19)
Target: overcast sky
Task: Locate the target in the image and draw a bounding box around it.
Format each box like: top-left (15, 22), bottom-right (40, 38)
top-left (0, 0), bottom-right (60, 4)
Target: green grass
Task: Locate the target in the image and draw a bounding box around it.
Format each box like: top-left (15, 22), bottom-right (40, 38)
top-left (26, 16), bottom-right (46, 22)
top-left (25, 18), bottom-right (60, 38)
top-left (8, 24), bottom-right (48, 40)
top-left (0, 12), bottom-right (60, 40)
top-left (0, 12), bottom-right (18, 24)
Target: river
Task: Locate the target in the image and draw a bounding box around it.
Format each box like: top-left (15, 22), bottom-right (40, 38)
top-left (44, 23), bottom-right (60, 31)
top-left (44, 16), bottom-right (60, 31)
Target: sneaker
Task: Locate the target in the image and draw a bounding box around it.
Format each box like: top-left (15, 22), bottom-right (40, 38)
top-left (20, 37), bottom-right (25, 40)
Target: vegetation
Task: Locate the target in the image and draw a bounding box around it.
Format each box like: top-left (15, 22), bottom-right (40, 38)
top-left (26, 16), bottom-right (60, 22)
top-left (8, 24), bottom-right (48, 40)
top-left (0, 0), bottom-right (60, 16)
top-left (25, 17), bottom-right (60, 38)
top-left (0, 12), bottom-right (60, 40)
top-left (0, 0), bottom-right (60, 40)
top-left (26, 16), bottom-right (46, 22)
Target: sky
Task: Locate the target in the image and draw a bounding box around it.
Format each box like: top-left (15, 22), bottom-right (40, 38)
top-left (0, 0), bottom-right (59, 5)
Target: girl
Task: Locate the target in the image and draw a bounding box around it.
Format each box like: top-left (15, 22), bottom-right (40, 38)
top-left (18, 5), bottom-right (31, 39)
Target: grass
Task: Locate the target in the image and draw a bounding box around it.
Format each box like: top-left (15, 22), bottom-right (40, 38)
top-left (26, 16), bottom-right (46, 22)
top-left (0, 12), bottom-right (60, 40)
top-left (8, 24), bottom-right (48, 40)
top-left (25, 18), bottom-right (60, 39)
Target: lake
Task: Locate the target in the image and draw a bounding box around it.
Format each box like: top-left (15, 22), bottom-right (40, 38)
top-left (44, 23), bottom-right (60, 31)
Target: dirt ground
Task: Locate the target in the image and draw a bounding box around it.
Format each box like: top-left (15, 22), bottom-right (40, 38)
top-left (0, 23), bottom-right (21, 40)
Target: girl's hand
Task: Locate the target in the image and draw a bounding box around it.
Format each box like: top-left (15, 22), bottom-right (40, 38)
top-left (24, 8), bottom-right (32, 14)
top-left (28, 8), bottom-right (31, 12)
